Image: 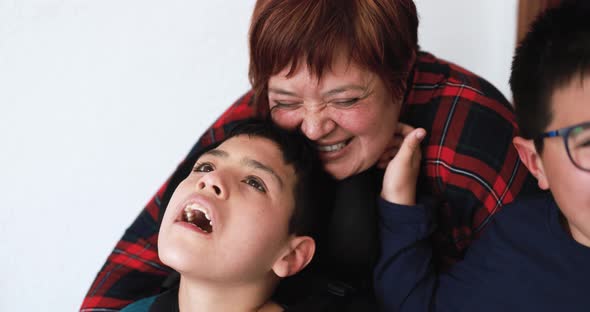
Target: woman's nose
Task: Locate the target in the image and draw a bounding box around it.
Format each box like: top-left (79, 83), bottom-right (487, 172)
top-left (196, 174), bottom-right (227, 199)
top-left (300, 109), bottom-right (336, 140)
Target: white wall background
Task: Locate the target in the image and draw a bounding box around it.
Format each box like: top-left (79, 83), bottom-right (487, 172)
top-left (0, 1), bottom-right (516, 311)
top-left (415, 0), bottom-right (518, 99)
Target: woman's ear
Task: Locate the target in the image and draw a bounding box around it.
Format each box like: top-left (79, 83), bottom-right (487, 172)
top-left (271, 236), bottom-right (315, 278)
top-left (513, 136), bottom-right (549, 190)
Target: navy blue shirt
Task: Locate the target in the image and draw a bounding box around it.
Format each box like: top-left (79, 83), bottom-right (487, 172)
top-left (375, 194), bottom-right (590, 312)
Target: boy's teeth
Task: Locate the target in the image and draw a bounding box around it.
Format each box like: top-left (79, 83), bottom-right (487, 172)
top-left (182, 203), bottom-right (214, 233)
top-left (185, 210), bottom-right (195, 222)
top-left (184, 203), bottom-right (211, 221)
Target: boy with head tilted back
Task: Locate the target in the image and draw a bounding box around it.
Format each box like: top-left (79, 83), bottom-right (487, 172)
top-left (122, 119), bottom-right (331, 312)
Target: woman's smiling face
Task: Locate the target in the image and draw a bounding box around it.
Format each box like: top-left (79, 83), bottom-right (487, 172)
top-left (267, 55), bottom-right (402, 180)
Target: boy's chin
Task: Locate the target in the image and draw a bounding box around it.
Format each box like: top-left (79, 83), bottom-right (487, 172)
top-left (158, 242), bottom-right (203, 274)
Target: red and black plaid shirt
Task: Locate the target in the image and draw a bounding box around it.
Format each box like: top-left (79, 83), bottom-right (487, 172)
top-left (80, 52), bottom-right (538, 311)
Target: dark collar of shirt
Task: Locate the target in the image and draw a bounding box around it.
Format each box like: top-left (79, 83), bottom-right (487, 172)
top-left (149, 287), bottom-right (179, 312)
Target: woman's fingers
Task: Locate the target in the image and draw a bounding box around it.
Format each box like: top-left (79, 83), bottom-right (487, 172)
top-left (381, 128), bottom-right (426, 205)
top-left (377, 122), bottom-right (416, 168)
top-left (397, 128), bottom-right (425, 165)
top-left (396, 122), bottom-right (415, 137)
top-left (377, 147), bottom-right (399, 168)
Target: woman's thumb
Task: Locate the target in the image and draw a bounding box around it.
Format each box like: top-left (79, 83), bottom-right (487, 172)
top-left (398, 128), bottom-right (426, 158)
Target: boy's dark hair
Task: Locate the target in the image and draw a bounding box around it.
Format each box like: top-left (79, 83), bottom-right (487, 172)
top-left (510, 0), bottom-right (590, 151)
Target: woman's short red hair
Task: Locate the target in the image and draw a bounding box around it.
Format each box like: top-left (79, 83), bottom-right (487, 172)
top-left (249, 0), bottom-right (418, 106)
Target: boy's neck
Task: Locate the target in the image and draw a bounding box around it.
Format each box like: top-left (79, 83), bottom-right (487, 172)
top-left (559, 212), bottom-right (590, 248)
top-left (178, 275), bottom-right (281, 312)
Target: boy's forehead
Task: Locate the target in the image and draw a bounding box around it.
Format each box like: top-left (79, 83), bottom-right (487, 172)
top-left (548, 75), bottom-right (590, 129)
top-left (212, 135), bottom-right (297, 186)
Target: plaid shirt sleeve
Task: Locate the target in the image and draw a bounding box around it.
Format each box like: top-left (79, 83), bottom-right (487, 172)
top-left (80, 91), bottom-right (263, 311)
top-left (402, 52), bottom-right (540, 269)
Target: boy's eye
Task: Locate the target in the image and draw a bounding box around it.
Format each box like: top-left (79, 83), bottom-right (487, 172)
top-left (242, 176), bottom-right (267, 193)
top-left (571, 127), bottom-right (590, 148)
top-left (193, 162), bottom-right (214, 172)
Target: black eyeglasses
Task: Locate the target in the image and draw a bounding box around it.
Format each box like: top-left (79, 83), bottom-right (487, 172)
top-left (536, 121), bottom-right (590, 172)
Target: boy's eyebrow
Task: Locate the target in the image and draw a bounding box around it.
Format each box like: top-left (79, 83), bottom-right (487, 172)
top-left (203, 148), bottom-right (284, 189)
top-left (203, 149), bottom-right (229, 158)
top-left (242, 158), bottom-right (284, 190)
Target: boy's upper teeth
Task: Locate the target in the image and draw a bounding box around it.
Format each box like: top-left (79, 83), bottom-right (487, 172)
top-left (184, 203), bottom-right (211, 221)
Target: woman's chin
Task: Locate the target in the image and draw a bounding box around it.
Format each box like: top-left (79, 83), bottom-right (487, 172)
top-left (324, 161), bottom-right (368, 180)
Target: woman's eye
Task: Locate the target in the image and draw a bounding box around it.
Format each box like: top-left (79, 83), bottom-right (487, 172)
top-left (332, 98), bottom-right (360, 107)
top-left (271, 100), bottom-right (301, 110)
top-left (242, 176), bottom-right (267, 193)
top-left (193, 162), bottom-right (214, 172)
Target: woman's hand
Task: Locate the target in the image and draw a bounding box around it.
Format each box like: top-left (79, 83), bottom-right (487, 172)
top-left (380, 123), bottom-right (426, 206)
top-left (377, 122), bottom-right (415, 169)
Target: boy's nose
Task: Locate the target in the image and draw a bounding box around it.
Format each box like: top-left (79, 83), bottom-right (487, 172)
top-left (197, 176), bottom-right (227, 199)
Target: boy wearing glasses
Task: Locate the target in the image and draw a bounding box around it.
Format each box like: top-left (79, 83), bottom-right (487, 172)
top-left (374, 2), bottom-right (590, 311)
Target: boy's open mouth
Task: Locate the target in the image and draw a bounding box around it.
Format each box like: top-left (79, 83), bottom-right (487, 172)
top-left (182, 203), bottom-right (213, 234)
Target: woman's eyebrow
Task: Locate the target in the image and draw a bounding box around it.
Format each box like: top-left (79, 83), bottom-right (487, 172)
top-left (268, 87), bottom-right (297, 96)
top-left (241, 158), bottom-right (284, 190)
top-left (269, 85), bottom-right (367, 97)
top-left (322, 84), bottom-right (367, 97)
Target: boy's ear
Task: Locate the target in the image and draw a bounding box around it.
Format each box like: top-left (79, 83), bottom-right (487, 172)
top-left (271, 236), bottom-right (315, 278)
top-left (513, 136), bottom-right (549, 190)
